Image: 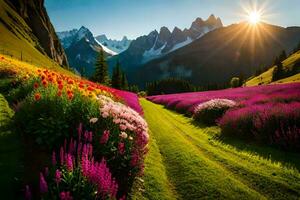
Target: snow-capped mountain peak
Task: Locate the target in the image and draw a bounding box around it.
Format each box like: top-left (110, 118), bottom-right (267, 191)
top-left (95, 34), bottom-right (132, 54)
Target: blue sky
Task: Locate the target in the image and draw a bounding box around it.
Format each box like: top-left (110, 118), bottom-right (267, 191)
top-left (45, 0), bottom-right (300, 40)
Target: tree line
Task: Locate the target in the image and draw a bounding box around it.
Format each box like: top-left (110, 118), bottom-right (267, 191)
top-left (89, 49), bottom-right (130, 91)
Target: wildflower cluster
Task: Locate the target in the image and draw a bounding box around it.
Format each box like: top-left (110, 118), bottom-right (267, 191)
top-left (193, 99), bottom-right (236, 125)
top-left (147, 83), bottom-right (300, 150)
top-left (26, 127), bottom-right (119, 200)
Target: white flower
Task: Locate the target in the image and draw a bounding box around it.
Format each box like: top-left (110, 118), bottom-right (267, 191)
top-left (119, 132), bottom-right (128, 139)
top-left (89, 117), bottom-right (98, 124)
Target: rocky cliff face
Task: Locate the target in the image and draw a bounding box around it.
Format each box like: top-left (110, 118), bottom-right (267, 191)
top-left (6, 0), bottom-right (68, 66)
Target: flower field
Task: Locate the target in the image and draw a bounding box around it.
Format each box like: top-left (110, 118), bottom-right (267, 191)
top-left (0, 55), bottom-right (148, 199)
top-left (147, 83), bottom-right (300, 150)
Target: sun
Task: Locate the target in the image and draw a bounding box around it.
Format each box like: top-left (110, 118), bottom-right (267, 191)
top-left (248, 11), bottom-right (261, 24)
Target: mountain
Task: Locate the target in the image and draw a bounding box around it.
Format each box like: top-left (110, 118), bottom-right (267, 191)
top-left (134, 22), bottom-right (300, 87)
top-left (108, 14), bottom-right (223, 72)
top-left (57, 26), bottom-right (114, 76)
top-left (95, 35), bottom-right (131, 54)
top-left (0, 0), bottom-right (68, 67)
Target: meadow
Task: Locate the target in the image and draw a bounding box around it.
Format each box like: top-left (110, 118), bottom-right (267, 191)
top-left (147, 83), bottom-right (300, 150)
top-left (0, 54), bottom-right (148, 199)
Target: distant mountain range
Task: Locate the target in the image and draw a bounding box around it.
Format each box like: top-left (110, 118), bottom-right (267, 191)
top-left (95, 35), bottom-right (131, 54)
top-left (108, 14), bottom-right (223, 71)
top-left (57, 27), bottom-right (131, 75)
top-left (133, 22), bottom-right (300, 87)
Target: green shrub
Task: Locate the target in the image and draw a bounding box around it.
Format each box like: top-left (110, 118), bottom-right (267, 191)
top-left (14, 84), bottom-right (100, 148)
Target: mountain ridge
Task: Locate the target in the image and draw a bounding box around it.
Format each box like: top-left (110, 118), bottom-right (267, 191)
top-left (133, 22), bottom-right (300, 87)
top-left (107, 14), bottom-right (223, 74)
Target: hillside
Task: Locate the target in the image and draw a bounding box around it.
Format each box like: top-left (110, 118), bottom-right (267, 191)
top-left (134, 22), bottom-right (300, 87)
top-left (0, 0), bottom-right (68, 68)
top-left (246, 51), bottom-right (300, 86)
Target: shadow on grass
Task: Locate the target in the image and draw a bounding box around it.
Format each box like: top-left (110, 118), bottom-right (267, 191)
top-left (147, 99), bottom-right (300, 171)
top-left (216, 134), bottom-right (300, 171)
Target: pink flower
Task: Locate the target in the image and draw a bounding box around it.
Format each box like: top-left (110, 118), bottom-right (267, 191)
top-left (52, 151), bottom-right (56, 166)
top-left (24, 185), bottom-right (31, 200)
top-left (60, 191), bottom-right (73, 200)
top-left (66, 154), bottom-right (73, 171)
top-left (118, 142), bottom-right (125, 155)
top-left (100, 130), bottom-right (110, 144)
top-left (55, 169), bottom-right (62, 184)
top-left (39, 172), bottom-right (48, 194)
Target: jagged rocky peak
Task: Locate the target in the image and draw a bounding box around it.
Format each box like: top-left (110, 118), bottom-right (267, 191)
top-left (159, 26), bottom-right (172, 39)
top-left (97, 34), bottom-right (108, 42)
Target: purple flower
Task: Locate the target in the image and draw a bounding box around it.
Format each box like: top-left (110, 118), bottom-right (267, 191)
top-left (39, 172), bottom-right (48, 194)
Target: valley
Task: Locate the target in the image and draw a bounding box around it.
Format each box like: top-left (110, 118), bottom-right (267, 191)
top-left (0, 0), bottom-right (300, 199)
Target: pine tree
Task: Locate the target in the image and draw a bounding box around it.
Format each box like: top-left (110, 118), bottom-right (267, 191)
top-left (279, 50), bottom-right (287, 62)
top-left (93, 49), bottom-right (110, 85)
top-left (111, 60), bottom-right (122, 89)
top-left (121, 71), bottom-right (129, 90)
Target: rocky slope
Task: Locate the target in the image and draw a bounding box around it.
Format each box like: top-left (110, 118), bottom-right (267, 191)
top-left (5, 0), bottom-right (68, 66)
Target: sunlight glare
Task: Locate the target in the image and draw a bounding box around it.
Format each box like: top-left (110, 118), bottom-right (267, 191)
top-left (248, 11), bottom-right (261, 24)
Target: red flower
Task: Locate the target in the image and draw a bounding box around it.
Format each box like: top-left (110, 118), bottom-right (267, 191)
top-left (57, 91), bottom-right (62, 97)
top-left (58, 84), bottom-right (63, 90)
top-left (34, 93), bottom-right (41, 101)
top-left (67, 93), bottom-right (74, 100)
top-left (78, 84), bottom-right (84, 89)
top-left (34, 82), bottom-right (39, 89)
top-left (42, 80), bottom-right (48, 87)
top-left (57, 80), bottom-right (62, 85)
top-left (67, 80), bottom-right (74, 85)
top-left (87, 86), bottom-right (94, 91)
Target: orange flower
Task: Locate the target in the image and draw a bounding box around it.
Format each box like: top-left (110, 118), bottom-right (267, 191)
top-left (34, 82), bottom-right (39, 89)
top-left (34, 93), bottom-right (41, 101)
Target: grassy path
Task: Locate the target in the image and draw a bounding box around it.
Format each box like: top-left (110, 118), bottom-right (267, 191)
top-left (140, 99), bottom-right (300, 200)
top-left (0, 94), bottom-right (23, 199)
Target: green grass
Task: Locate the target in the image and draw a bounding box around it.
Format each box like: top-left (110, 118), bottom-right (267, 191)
top-left (140, 99), bottom-right (300, 200)
top-left (130, 129), bottom-right (177, 200)
top-left (246, 51), bottom-right (300, 86)
top-left (0, 94), bottom-right (23, 199)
